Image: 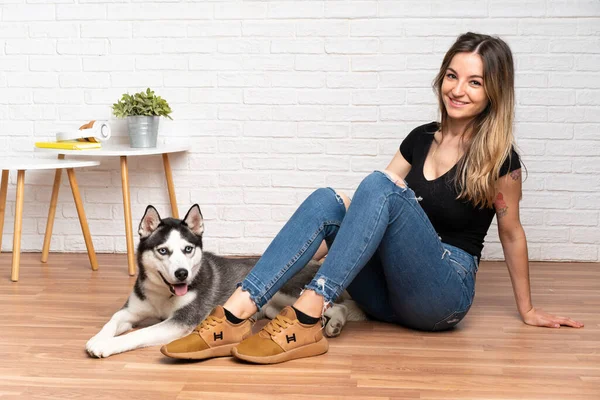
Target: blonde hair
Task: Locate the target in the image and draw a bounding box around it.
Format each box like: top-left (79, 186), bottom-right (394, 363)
top-left (433, 32), bottom-right (519, 209)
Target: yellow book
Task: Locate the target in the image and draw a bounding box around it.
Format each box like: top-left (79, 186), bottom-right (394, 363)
top-left (35, 141), bottom-right (102, 150)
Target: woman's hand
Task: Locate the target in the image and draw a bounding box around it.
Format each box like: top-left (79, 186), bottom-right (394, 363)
top-left (522, 307), bottom-right (584, 328)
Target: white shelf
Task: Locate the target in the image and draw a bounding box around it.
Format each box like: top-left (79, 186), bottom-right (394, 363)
top-left (0, 158), bottom-right (100, 170)
top-left (34, 143), bottom-right (190, 157)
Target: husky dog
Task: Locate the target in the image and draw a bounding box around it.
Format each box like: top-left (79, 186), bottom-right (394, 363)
top-left (86, 204), bottom-right (366, 358)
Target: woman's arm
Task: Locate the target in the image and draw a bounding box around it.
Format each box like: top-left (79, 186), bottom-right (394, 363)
top-left (495, 169), bottom-right (583, 328)
top-left (383, 150), bottom-right (412, 183)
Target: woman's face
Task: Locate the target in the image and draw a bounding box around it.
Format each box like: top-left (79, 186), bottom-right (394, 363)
top-left (441, 52), bottom-right (489, 122)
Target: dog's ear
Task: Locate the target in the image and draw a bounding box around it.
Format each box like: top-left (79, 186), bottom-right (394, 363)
top-left (139, 205), bottom-right (161, 238)
top-left (183, 204), bottom-right (204, 236)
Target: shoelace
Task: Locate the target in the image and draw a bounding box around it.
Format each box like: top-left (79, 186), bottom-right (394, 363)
top-left (263, 314), bottom-right (294, 336)
top-left (195, 315), bottom-right (224, 333)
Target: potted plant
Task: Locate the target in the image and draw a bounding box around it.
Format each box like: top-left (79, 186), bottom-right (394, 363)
top-left (112, 88), bottom-right (173, 148)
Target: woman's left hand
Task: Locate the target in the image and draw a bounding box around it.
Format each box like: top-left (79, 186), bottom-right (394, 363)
top-left (522, 307), bottom-right (584, 328)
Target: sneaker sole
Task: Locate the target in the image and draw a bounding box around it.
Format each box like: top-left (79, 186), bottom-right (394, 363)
top-left (231, 337), bottom-right (329, 364)
top-left (160, 343), bottom-right (237, 360)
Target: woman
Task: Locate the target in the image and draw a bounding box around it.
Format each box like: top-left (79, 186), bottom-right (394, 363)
top-left (161, 32), bottom-right (583, 364)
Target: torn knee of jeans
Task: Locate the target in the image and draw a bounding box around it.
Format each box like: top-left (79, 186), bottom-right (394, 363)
top-left (327, 187), bottom-right (346, 206)
top-left (441, 249), bottom-right (451, 260)
top-left (379, 170), bottom-right (407, 189)
top-left (333, 192), bottom-right (344, 205)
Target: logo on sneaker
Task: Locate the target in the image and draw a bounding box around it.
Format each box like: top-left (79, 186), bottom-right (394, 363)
top-left (286, 333), bottom-right (296, 343)
top-left (214, 331), bottom-right (223, 341)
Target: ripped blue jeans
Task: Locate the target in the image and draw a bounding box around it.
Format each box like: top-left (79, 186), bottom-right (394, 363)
top-left (239, 170), bottom-right (479, 331)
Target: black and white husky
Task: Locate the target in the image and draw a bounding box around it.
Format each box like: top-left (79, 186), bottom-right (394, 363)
top-left (86, 204), bottom-right (366, 358)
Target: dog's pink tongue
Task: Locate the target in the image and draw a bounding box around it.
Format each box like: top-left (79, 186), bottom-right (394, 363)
top-left (174, 284), bottom-right (188, 296)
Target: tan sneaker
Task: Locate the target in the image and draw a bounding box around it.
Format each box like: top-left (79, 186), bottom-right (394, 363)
top-left (231, 306), bottom-right (328, 364)
top-left (160, 305), bottom-right (253, 360)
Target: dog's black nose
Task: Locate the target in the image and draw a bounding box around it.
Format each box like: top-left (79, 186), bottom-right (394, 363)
top-left (175, 269), bottom-right (188, 281)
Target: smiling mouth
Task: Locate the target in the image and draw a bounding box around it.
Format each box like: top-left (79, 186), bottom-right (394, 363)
top-left (448, 97), bottom-right (469, 106)
top-left (157, 271), bottom-right (189, 296)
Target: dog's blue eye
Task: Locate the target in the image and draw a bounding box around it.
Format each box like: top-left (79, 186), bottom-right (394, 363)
top-left (184, 246), bottom-right (194, 254)
top-left (157, 248), bottom-right (167, 255)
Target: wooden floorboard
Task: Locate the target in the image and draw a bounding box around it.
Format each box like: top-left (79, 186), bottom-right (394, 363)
top-left (0, 253), bottom-right (598, 400)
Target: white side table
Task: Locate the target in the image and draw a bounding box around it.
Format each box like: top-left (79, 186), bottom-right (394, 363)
top-left (0, 158), bottom-right (100, 282)
top-left (36, 144), bottom-right (190, 276)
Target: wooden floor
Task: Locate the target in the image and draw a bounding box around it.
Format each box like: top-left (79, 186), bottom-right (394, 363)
top-left (0, 253), bottom-right (598, 400)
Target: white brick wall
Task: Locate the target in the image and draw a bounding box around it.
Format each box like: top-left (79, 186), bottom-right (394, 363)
top-left (0, 1), bottom-right (598, 262)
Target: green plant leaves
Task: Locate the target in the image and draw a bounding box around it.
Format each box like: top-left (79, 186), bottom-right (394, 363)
top-left (112, 88), bottom-right (173, 119)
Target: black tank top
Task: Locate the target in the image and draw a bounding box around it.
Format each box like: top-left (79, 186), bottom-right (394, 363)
top-left (400, 122), bottom-right (521, 263)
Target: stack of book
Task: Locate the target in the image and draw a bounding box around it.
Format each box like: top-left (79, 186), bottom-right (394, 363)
top-left (35, 120), bottom-right (109, 150)
top-left (35, 140), bottom-right (102, 150)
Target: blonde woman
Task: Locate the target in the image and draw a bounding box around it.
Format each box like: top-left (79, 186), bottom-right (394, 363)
top-left (162, 32), bottom-right (583, 364)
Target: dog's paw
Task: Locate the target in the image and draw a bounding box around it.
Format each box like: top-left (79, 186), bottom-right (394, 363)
top-left (324, 304), bottom-right (347, 338)
top-left (324, 317), bottom-right (343, 337)
top-left (86, 335), bottom-right (117, 358)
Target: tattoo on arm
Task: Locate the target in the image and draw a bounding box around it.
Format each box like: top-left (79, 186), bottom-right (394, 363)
top-left (495, 192), bottom-right (508, 219)
top-left (509, 169), bottom-right (521, 181)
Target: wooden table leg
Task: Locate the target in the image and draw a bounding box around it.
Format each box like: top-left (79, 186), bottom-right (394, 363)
top-left (66, 168), bottom-right (98, 271)
top-left (0, 170), bottom-right (9, 253)
top-left (41, 155), bottom-right (65, 263)
top-left (162, 153), bottom-right (179, 219)
top-left (11, 170), bottom-right (25, 282)
top-left (120, 156), bottom-right (136, 276)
